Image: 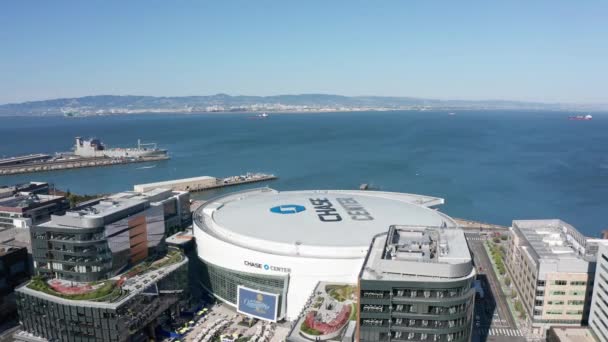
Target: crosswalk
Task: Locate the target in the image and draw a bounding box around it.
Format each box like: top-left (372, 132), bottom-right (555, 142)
top-left (466, 237), bottom-right (486, 241)
top-left (476, 328), bottom-right (523, 337)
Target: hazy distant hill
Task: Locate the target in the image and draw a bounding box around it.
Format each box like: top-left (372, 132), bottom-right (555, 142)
top-left (0, 94), bottom-right (604, 116)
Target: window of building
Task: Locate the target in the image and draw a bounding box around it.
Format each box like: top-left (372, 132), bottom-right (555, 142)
top-left (552, 280), bottom-right (567, 286)
top-left (547, 300), bottom-right (564, 305)
top-left (570, 281), bottom-right (587, 286)
top-left (566, 310), bottom-right (584, 315)
top-left (551, 291), bottom-right (566, 295)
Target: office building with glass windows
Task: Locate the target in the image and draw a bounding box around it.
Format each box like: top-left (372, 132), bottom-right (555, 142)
top-left (358, 225), bottom-right (476, 342)
top-left (15, 188), bottom-right (191, 342)
top-left (505, 220), bottom-right (597, 335)
top-left (589, 240), bottom-right (608, 342)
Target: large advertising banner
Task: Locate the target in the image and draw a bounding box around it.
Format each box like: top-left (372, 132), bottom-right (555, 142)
top-left (237, 286), bottom-right (279, 322)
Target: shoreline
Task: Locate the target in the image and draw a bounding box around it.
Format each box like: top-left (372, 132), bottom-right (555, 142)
top-left (2, 108), bottom-right (607, 118)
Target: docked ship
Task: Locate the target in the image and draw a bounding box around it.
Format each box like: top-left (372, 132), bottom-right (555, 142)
top-left (74, 137), bottom-right (167, 159)
top-left (568, 114), bottom-right (593, 121)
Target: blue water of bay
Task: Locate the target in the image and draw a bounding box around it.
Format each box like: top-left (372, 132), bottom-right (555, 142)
top-left (1, 110), bottom-right (606, 236)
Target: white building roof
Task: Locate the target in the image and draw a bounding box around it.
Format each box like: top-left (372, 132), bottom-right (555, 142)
top-left (195, 188), bottom-right (456, 258)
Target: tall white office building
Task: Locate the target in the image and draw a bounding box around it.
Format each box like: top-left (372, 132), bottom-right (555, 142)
top-left (590, 241), bottom-right (608, 342)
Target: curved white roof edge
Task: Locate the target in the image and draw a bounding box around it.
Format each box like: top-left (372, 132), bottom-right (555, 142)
top-left (194, 188), bottom-right (456, 259)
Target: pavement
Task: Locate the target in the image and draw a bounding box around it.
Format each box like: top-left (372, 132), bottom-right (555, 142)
top-left (465, 232), bottom-right (525, 342)
top-left (181, 303), bottom-right (290, 342)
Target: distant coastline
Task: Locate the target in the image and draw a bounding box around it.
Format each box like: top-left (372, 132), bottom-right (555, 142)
top-left (1, 94), bottom-right (606, 117)
top-left (2, 108), bottom-right (606, 119)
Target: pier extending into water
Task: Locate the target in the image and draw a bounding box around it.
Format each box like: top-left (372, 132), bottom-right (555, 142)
top-left (133, 173), bottom-right (277, 193)
top-left (0, 155), bottom-right (169, 176)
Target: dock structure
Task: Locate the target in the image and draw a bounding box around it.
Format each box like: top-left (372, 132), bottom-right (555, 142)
top-left (0, 154), bottom-right (51, 167)
top-left (133, 173), bottom-right (277, 193)
top-left (0, 155), bottom-right (168, 176)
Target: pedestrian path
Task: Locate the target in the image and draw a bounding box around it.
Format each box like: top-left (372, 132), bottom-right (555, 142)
top-left (476, 328), bottom-right (523, 337)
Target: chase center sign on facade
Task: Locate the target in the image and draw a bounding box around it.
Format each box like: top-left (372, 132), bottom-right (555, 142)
top-left (194, 188), bottom-right (455, 321)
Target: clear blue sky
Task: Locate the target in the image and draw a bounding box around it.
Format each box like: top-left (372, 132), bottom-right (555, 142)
top-left (1, 0), bottom-right (606, 104)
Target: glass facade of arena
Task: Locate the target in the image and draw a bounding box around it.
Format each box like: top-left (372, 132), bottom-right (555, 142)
top-left (358, 277), bottom-right (476, 342)
top-left (198, 259), bottom-right (288, 318)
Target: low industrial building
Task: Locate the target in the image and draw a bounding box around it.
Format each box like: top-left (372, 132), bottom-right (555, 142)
top-left (15, 188), bottom-right (191, 342)
top-left (0, 184), bottom-right (69, 230)
top-left (589, 240), bottom-right (608, 342)
top-left (505, 220), bottom-right (597, 335)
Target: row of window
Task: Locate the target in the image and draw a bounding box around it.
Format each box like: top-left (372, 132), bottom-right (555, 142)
top-left (391, 317), bottom-right (469, 329)
top-left (545, 310), bottom-right (584, 315)
top-left (361, 287), bottom-right (468, 300)
top-left (549, 290), bottom-right (587, 296)
top-left (361, 303), bottom-right (469, 315)
top-left (547, 280), bottom-right (587, 286)
top-left (544, 300), bottom-right (585, 306)
top-left (391, 330), bottom-right (467, 342)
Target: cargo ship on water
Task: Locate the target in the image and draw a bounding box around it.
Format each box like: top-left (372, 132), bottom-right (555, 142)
top-left (568, 114), bottom-right (593, 121)
top-left (74, 137), bottom-right (167, 158)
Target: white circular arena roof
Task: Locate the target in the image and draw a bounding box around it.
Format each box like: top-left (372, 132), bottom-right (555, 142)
top-left (195, 189), bottom-right (456, 258)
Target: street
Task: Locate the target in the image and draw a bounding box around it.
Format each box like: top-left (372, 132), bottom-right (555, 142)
top-left (465, 231), bottom-right (525, 342)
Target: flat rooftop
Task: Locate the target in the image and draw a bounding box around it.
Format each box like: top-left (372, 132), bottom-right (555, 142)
top-left (195, 188), bottom-right (456, 258)
top-left (513, 219), bottom-right (594, 263)
top-left (134, 176), bottom-right (218, 190)
top-left (361, 225), bottom-right (473, 281)
top-left (548, 327), bottom-right (598, 342)
top-left (0, 193), bottom-right (64, 212)
top-left (67, 196), bottom-right (147, 218)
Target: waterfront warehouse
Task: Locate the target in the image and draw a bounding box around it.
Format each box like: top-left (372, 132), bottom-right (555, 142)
top-left (193, 188), bottom-right (466, 322)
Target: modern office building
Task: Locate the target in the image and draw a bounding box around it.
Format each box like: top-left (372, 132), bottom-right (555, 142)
top-left (110, 188), bottom-right (191, 235)
top-left (0, 244), bottom-right (29, 322)
top-left (15, 188), bottom-right (190, 342)
top-left (358, 225), bottom-right (476, 342)
top-left (589, 240), bottom-right (608, 342)
top-left (15, 248), bottom-right (188, 342)
top-left (505, 220), bottom-right (597, 335)
top-left (31, 188), bottom-right (190, 283)
top-left (193, 188), bottom-right (470, 326)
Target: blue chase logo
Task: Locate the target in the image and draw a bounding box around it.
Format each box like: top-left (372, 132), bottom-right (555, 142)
top-left (270, 204), bottom-right (306, 214)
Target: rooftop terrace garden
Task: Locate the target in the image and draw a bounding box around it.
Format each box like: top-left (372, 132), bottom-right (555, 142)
top-left (27, 249), bottom-right (184, 302)
top-left (325, 284), bottom-right (355, 302)
top-left (28, 276), bottom-right (122, 301)
top-left (125, 248), bottom-right (184, 278)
